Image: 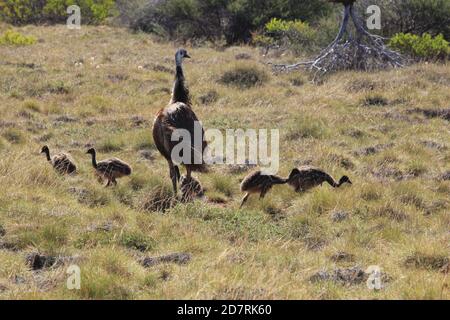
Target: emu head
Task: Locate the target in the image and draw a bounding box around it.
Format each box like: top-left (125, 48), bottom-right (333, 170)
top-left (175, 49), bottom-right (191, 66)
top-left (339, 175), bottom-right (352, 185)
top-left (40, 145), bottom-right (49, 154)
top-left (86, 148), bottom-right (96, 155)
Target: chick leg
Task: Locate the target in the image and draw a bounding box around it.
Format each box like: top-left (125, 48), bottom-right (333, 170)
top-left (240, 193), bottom-right (250, 209)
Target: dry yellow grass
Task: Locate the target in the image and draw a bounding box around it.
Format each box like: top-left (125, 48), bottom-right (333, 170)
top-left (0, 25), bottom-right (449, 299)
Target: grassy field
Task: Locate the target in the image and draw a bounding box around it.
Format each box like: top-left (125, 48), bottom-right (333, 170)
top-left (0, 24), bottom-right (449, 300)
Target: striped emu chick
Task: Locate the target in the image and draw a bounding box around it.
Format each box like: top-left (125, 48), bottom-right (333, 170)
top-left (86, 148), bottom-right (132, 187)
top-left (41, 145), bottom-right (77, 175)
top-left (240, 170), bottom-right (288, 208)
top-left (180, 175), bottom-right (204, 203)
top-left (288, 166), bottom-right (352, 193)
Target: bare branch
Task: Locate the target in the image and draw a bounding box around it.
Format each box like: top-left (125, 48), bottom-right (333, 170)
top-left (270, 4), bottom-right (405, 79)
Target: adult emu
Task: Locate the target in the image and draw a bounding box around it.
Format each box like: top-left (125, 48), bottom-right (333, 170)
top-left (152, 49), bottom-right (207, 194)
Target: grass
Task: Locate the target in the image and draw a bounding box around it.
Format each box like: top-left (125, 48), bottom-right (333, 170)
top-left (0, 24), bottom-right (449, 300)
top-left (219, 65), bottom-right (268, 89)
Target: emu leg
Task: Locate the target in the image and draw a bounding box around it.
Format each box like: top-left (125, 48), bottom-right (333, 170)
top-left (174, 165), bottom-right (181, 182)
top-left (96, 174), bottom-right (103, 184)
top-left (186, 167), bottom-right (192, 179)
top-left (240, 193), bottom-right (250, 209)
top-left (260, 185), bottom-right (271, 199)
top-left (168, 161), bottom-right (178, 195)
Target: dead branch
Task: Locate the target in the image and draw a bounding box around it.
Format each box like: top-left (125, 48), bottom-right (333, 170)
top-left (271, 3), bottom-right (405, 79)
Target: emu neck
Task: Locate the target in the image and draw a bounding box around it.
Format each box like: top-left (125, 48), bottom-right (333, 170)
top-left (44, 150), bottom-right (51, 162)
top-left (326, 176), bottom-right (339, 188)
top-left (90, 152), bottom-right (97, 168)
top-left (170, 65), bottom-right (191, 106)
top-left (337, 178), bottom-right (346, 187)
top-left (271, 175), bottom-right (289, 185)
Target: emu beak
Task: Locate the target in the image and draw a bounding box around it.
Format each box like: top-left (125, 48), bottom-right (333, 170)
top-left (185, 54), bottom-right (191, 59)
top-left (348, 180), bottom-right (353, 185)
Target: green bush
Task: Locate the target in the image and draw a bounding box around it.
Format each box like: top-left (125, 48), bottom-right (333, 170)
top-left (132, 0), bottom-right (331, 44)
top-left (44, 0), bottom-right (116, 24)
top-left (0, 0), bottom-right (40, 24)
top-left (0, 29), bottom-right (36, 45)
top-left (356, 0), bottom-right (450, 40)
top-left (389, 33), bottom-right (449, 61)
top-left (0, 0), bottom-right (116, 25)
top-left (257, 17), bottom-right (316, 53)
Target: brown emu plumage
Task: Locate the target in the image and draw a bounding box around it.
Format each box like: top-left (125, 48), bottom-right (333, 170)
top-left (152, 49), bottom-right (207, 194)
top-left (41, 145), bottom-right (77, 175)
top-left (86, 148), bottom-right (131, 187)
top-left (239, 170), bottom-right (288, 208)
top-left (180, 175), bottom-right (204, 203)
top-left (288, 166), bottom-right (352, 193)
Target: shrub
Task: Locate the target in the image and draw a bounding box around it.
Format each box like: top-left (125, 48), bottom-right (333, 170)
top-left (356, 0), bottom-right (450, 40)
top-left (46, 80), bottom-right (71, 94)
top-left (119, 231), bottom-right (155, 252)
top-left (251, 33), bottom-right (274, 48)
top-left (0, 30), bottom-right (36, 45)
top-left (43, 0), bottom-right (116, 24)
top-left (198, 90), bottom-right (219, 105)
top-left (313, 10), bottom-right (340, 48)
top-left (362, 94), bottom-right (389, 107)
top-left (259, 18), bottom-right (316, 54)
top-left (0, 0), bottom-right (116, 25)
top-left (219, 66), bottom-right (268, 89)
top-left (0, 0), bottom-right (39, 24)
top-left (2, 128), bottom-right (25, 144)
top-left (389, 33), bottom-right (449, 61)
top-left (132, 0), bottom-right (331, 44)
top-left (404, 252), bottom-right (449, 271)
top-left (266, 18), bottom-right (315, 42)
